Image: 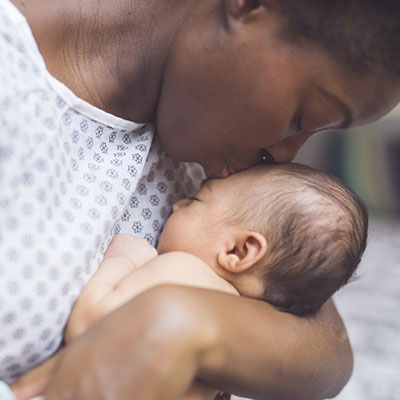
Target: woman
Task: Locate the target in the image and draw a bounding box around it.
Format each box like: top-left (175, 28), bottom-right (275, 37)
top-left (2, 0), bottom-right (400, 399)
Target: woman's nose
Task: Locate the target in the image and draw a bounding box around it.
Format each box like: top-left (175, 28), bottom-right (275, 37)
top-left (266, 131), bottom-right (314, 163)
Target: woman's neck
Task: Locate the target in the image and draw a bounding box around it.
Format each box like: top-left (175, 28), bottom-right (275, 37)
top-left (11, 0), bottom-right (190, 122)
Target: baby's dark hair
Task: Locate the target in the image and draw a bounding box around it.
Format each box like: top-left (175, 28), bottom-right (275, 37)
top-left (271, 0), bottom-right (400, 79)
top-left (229, 163), bottom-right (368, 316)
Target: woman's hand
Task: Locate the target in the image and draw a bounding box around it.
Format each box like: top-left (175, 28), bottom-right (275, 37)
top-left (11, 358), bottom-right (225, 400)
top-left (12, 285), bottom-right (221, 400)
top-left (10, 351), bottom-right (60, 400)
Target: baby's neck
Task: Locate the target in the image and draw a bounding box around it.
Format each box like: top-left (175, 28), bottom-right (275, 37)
top-left (209, 262), bottom-right (265, 300)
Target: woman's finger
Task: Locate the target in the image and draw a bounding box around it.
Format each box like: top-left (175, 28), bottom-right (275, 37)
top-left (42, 286), bottom-right (215, 400)
top-left (10, 352), bottom-right (62, 400)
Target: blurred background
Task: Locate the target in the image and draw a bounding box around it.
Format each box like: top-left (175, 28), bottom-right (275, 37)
top-left (233, 105), bottom-right (400, 400)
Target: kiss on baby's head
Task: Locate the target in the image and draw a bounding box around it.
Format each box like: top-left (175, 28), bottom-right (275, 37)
top-left (158, 163), bottom-right (368, 317)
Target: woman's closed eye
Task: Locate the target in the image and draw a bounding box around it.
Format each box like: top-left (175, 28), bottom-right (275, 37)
top-left (290, 107), bottom-right (303, 133)
top-left (260, 149), bottom-right (276, 164)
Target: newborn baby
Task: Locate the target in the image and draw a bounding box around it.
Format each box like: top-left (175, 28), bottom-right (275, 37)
top-left (8, 163), bottom-right (368, 400)
top-left (68, 162), bottom-right (368, 338)
top-left (66, 162), bottom-right (367, 400)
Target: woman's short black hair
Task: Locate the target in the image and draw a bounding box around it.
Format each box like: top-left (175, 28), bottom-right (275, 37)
top-left (275, 0), bottom-right (400, 79)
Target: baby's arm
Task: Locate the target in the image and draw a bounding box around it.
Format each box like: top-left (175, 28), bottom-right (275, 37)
top-left (11, 236), bottom-right (236, 400)
top-left (66, 235), bottom-right (238, 342)
top-left (65, 235), bottom-right (237, 400)
top-left (65, 234), bottom-right (157, 341)
top-left (83, 234), bottom-right (158, 300)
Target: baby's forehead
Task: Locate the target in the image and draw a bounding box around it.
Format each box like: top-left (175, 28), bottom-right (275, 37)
top-left (200, 174), bottom-right (251, 194)
top-left (199, 171), bottom-right (276, 205)
top-left (200, 165), bottom-right (323, 199)
top-left (208, 166), bottom-right (318, 200)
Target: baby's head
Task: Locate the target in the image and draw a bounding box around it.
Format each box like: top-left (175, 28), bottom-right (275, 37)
top-left (157, 163), bottom-right (368, 316)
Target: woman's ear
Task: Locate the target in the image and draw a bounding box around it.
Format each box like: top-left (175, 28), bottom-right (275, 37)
top-left (217, 231), bottom-right (267, 273)
top-left (223, 0), bottom-right (263, 20)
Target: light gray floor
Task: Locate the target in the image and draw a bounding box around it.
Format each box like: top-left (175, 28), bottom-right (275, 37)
top-left (233, 218), bottom-right (400, 400)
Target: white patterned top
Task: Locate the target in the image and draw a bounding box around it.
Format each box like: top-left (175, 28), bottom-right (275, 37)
top-left (0, 0), bottom-right (204, 381)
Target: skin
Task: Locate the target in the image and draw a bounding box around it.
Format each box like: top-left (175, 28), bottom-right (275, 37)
top-left (157, 172), bottom-right (269, 296)
top-left (8, 0), bottom-right (400, 399)
top-left (11, 0), bottom-right (400, 175)
top-left (12, 288), bottom-right (349, 400)
top-left (66, 236), bottom-right (236, 400)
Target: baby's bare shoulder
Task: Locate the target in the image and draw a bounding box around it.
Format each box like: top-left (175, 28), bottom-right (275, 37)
top-left (156, 251), bottom-right (208, 264)
top-left (147, 252), bottom-right (239, 296)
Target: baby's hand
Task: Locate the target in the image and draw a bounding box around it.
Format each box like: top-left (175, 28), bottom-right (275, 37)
top-left (65, 235), bottom-right (157, 342)
top-left (103, 234), bottom-right (158, 268)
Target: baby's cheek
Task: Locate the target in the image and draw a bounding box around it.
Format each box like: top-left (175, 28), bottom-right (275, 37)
top-left (156, 217), bottom-right (180, 253)
top-left (157, 230), bottom-right (189, 255)
top-left (155, 227), bottom-right (173, 254)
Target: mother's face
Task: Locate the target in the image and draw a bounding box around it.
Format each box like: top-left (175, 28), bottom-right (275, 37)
top-left (156, 1), bottom-right (400, 178)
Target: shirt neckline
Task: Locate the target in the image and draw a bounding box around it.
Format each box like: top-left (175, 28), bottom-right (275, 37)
top-left (5, 0), bottom-right (146, 132)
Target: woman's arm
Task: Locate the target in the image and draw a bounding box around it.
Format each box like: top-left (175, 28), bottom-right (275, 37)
top-left (193, 290), bottom-right (352, 400)
top-left (66, 251), bottom-right (238, 343)
top-left (12, 285), bottom-right (352, 400)
top-left (141, 287), bottom-right (352, 400)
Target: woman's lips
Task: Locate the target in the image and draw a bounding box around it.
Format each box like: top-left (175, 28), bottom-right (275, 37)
top-left (218, 166), bottom-right (230, 178)
top-left (205, 165), bottom-right (230, 179)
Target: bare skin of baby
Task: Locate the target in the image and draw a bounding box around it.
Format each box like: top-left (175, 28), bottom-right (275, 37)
top-left (22, 234), bottom-right (237, 400)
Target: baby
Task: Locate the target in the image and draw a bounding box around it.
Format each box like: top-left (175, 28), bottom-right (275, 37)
top-left (68, 162), bottom-right (367, 332)
top-left (8, 163), bottom-right (368, 400)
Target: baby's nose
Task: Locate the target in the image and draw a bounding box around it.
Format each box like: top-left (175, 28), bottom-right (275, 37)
top-left (172, 199), bottom-right (187, 212)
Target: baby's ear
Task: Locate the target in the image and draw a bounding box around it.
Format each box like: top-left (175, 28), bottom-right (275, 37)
top-left (217, 231), bottom-right (267, 273)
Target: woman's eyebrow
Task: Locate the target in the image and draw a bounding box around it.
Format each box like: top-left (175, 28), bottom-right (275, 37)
top-left (317, 86), bottom-right (354, 129)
